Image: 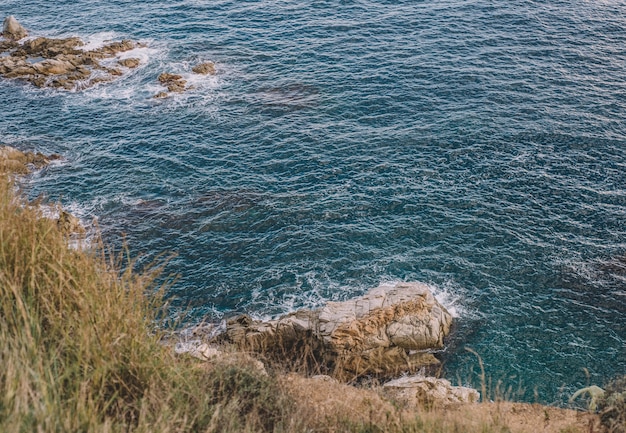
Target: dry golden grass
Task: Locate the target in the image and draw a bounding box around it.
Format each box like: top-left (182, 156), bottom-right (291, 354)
top-left (279, 373), bottom-right (600, 433)
top-left (0, 171), bottom-right (289, 432)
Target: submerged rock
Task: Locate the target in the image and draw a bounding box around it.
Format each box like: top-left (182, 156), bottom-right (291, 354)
top-left (2, 16), bottom-right (28, 41)
top-left (382, 375), bottom-right (480, 407)
top-left (225, 282), bottom-right (453, 379)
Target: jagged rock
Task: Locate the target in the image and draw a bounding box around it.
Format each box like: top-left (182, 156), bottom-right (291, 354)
top-left (192, 61), bottom-right (215, 75)
top-left (0, 39), bottom-right (18, 52)
top-left (118, 58), bottom-right (140, 68)
top-left (19, 37), bottom-right (83, 57)
top-left (382, 375), bottom-right (480, 407)
top-left (57, 210), bottom-right (85, 236)
top-left (2, 16), bottom-right (28, 41)
top-left (91, 39), bottom-right (135, 56)
top-left (32, 59), bottom-right (76, 75)
top-left (225, 282), bottom-right (453, 378)
top-left (158, 72), bottom-right (183, 83)
top-left (0, 145), bottom-right (60, 175)
top-left (153, 91), bottom-right (169, 99)
top-left (175, 342), bottom-right (224, 361)
top-left (174, 340), bottom-right (268, 375)
top-left (3, 64), bottom-right (36, 78)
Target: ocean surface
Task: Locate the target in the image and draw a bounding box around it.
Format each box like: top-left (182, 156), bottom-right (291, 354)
top-left (1, 0), bottom-right (625, 405)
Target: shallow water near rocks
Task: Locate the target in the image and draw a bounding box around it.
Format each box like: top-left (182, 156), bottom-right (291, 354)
top-left (1, 0), bottom-right (625, 405)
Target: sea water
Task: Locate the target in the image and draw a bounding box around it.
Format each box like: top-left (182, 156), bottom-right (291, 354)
top-left (1, 0), bottom-right (625, 405)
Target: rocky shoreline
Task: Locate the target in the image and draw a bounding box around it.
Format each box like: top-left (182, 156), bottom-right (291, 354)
top-left (176, 281), bottom-right (481, 406)
top-left (1, 16), bottom-right (142, 90)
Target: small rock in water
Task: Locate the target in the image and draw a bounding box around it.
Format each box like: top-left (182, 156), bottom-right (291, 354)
top-left (57, 210), bottom-right (86, 236)
top-left (2, 16), bottom-right (28, 41)
top-left (155, 72), bottom-right (188, 96)
top-left (158, 72), bottom-right (183, 83)
top-left (192, 61), bottom-right (216, 75)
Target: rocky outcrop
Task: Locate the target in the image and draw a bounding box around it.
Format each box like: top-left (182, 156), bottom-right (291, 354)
top-left (225, 282), bottom-right (453, 378)
top-left (0, 145), bottom-right (61, 175)
top-left (0, 16), bottom-right (141, 90)
top-left (0, 145), bottom-right (86, 237)
top-left (382, 375), bottom-right (480, 407)
top-left (2, 16), bottom-right (28, 40)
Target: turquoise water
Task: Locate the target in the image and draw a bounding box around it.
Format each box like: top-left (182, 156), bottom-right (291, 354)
top-left (1, 0), bottom-right (625, 405)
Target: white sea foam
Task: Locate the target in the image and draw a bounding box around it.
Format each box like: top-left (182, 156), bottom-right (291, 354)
top-left (248, 276), bottom-right (467, 324)
top-left (433, 285), bottom-right (463, 319)
top-left (117, 45), bottom-right (159, 64)
top-left (78, 31), bottom-right (121, 52)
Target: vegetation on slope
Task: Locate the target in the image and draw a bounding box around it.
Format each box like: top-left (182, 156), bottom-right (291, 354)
top-left (0, 171), bottom-right (294, 432)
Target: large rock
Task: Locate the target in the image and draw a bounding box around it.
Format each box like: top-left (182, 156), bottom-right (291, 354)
top-left (19, 36), bottom-right (83, 57)
top-left (2, 16), bottom-right (28, 41)
top-left (382, 375), bottom-right (480, 407)
top-left (225, 282), bottom-right (453, 378)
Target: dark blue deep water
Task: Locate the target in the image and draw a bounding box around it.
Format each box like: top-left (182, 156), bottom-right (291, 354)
top-left (1, 0), bottom-right (625, 405)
